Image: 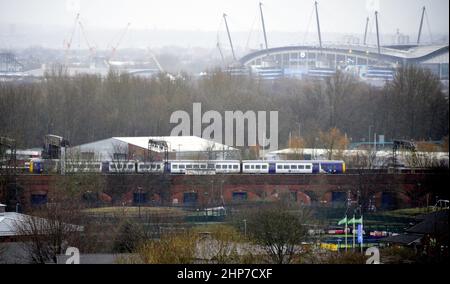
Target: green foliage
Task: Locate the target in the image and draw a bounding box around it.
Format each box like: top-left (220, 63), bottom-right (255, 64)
top-left (137, 231), bottom-right (198, 264)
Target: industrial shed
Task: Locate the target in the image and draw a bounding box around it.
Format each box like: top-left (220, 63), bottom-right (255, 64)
top-left (69, 136), bottom-right (239, 162)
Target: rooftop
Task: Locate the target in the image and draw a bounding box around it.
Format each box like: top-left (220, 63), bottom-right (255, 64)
top-left (114, 136), bottom-right (237, 153)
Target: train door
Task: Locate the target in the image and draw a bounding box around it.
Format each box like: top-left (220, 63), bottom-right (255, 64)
top-left (269, 163), bottom-right (276, 174)
top-left (312, 162), bottom-right (320, 174)
top-left (164, 162), bottom-right (170, 173)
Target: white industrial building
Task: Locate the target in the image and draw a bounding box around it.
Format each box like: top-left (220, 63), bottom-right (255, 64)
top-left (69, 136), bottom-right (240, 161)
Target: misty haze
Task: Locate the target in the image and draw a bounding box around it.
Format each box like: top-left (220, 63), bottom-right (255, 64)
top-left (0, 0), bottom-right (449, 267)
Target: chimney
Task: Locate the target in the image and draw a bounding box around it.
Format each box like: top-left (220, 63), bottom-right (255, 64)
top-left (0, 203), bottom-right (6, 216)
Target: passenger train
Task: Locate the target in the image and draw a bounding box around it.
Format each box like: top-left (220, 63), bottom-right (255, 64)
top-left (28, 159), bottom-right (346, 175)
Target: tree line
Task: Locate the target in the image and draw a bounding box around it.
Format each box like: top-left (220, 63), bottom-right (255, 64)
top-left (0, 65), bottom-right (448, 150)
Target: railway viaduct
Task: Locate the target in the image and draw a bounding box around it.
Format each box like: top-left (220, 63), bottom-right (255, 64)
top-left (1, 172), bottom-right (447, 211)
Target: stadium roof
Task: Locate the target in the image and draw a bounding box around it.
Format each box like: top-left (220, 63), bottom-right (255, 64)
top-left (240, 44), bottom-right (449, 65)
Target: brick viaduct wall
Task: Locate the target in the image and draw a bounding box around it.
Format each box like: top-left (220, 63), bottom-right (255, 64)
top-left (2, 172), bottom-right (447, 211)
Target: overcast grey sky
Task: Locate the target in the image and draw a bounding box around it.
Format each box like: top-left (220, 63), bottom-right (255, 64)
top-left (0, 0), bottom-right (448, 34)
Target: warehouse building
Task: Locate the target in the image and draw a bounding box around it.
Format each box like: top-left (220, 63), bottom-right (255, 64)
top-left (68, 136), bottom-right (239, 162)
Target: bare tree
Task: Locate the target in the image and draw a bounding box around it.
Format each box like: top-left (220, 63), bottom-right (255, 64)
top-left (13, 195), bottom-right (84, 263)
top-left (243, 204), bottom-right (311, 264)
top-left (319, 128), bottom-right (349, 160)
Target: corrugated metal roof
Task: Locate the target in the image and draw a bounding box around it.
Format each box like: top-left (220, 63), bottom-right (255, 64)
top-left (0, 212), bottom-right (84, 237)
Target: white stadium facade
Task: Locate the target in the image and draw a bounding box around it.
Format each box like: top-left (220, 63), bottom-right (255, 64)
top-left (235, 44), bottom-right (449, 86)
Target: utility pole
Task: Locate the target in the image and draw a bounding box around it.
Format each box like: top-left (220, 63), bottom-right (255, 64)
top-left (223, 13), bottom-right (236, 61)
top-left (315, 1), bottom-right (323, 49)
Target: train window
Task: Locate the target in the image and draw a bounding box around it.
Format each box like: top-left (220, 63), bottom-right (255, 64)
top-left (193, 164), bottom-right (199, 169)
top-left (291, 165), bottom-right (298, 169)
top-left (179, 164), bottom-right (185, 169)
top-left (255, 165), bottom-right (261, 169)
top-left (299, 165), bottom-right (304, 169)
top-left (172, 164), bottom-right (178, 169)
top-left (216, 165), bottom-right (221, 169)
top-left (306, 165), bottom-right (311, 169)
top-left (277, 165), bottom-right (282, 169)
top-left (200, 165), bottom-right (206, 169)
top-left (128, 165), bottom-right (134, 169)
top-left (186, 165), bottom-right (193, 169)
top-left (284, 165), bottom-right (289, 169)
top-left (156, 165), bottom-right (161, 169)
top-left (233, 165), bottom-right (238, 169)
top-left (251, 165), bottom-right (255, 169)
top-left (151, 164), bottom-right (156, 169)
top-left (111, 164), bottom-right (116, 169)
top-left (262, 165), bottom-right (267, 169)
top-left (244, 165), bottom-right (250, 169)
top-left (208, 164), bottom-right (214, 169)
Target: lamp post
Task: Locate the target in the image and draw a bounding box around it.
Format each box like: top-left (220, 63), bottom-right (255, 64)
top-left (368, 125), bottom-right (373, 148)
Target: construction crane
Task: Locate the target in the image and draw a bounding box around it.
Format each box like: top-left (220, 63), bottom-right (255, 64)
top-left (64, 13), bottom-right (80, 63)
top-left (78, 20), bottom-right (96, 58)
top-left (109, 23), bottom-right (131, 61)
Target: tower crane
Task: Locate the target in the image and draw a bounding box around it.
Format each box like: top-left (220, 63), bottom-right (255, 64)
top-left (64, 13), bottom-right (80, 63)
top-left (78, 21), bottom-right (96, 58)
top-left (109, 22), bottom-right (131, 62)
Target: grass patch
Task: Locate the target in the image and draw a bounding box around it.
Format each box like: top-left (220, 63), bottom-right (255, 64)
top-left (380, 207), bottom-right (431, 218)
top-left (83, 206), bottom-right (187, 216)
